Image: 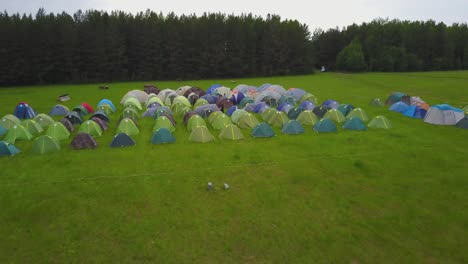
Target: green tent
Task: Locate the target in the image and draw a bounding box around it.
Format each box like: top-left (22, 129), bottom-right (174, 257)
top-left (282, 120), bottom-right (305, 135)
top-left (124, 97), bottom-right (143, 111)
top-left (251, 122), bottom-right (275, 138)
top-left (231, 109), bottom-right (248, 124)
top-left (122, 107), bottom-right (140, 120)
top-left (296, 110), bottom-right (319, 126)
top-left (342, 117), bottom-right (367, 131)
top-left (151, 128), bottom-right (176, 144)
top-left (314, 118), bottom-right (338, 133)
top-left (46, 122), bottom-right (71, 141)
top-left (173, 96), bottom-right (191, 107)
top-left (1, 114), bottom-right (21, 129)
top-left (72, 105), bottom-right (90, 116)
top-left (193, 98), bottom-right (209, 108)
top-left (21, 119), bottom-right (44, 135)
top-left (268, 111), bottom-right (289, 128)
top-left (189, 126), bottom-right (215, 143)
top-left (117, 118), bottom-right (140, 136)
top-left (78, 120), bottom-right (103, 137)
top-left (208, 111), bottom-right (223, 124)
top-left (3, 124), bottom-right (33, 143)
top-left (31, 135), bottom-right (61, 155)
top-left (219, 124), bottom-right (244, 140)
top-left (237, 113), bottom-right (259, 129)
top-left (34, 114), bottom-right (55, 128)
top-left (369, 98), bottom-right (384, 107)
top-left (187, 115), bottom-right (207, 131)
top-left (0, 141), bottom-right (20, 156)
top-left (261, 108), bottom-right (277, 122)
top-left (171, 103), bottom-right (190, 116)
top-left (299, 93), bottom-right (319, 104)
top-left (368, 116), bottom-right (392, 129)
top-left (153, 116), bottom-right (176, 132)
top-left (324, 109), bottom-right (346, 123)
top-left (97, 104), bottom-right (113, 115)
top-left (211, 113), bottom-right (232, 130)
top-left (347, 108), bottom-right (369, 122)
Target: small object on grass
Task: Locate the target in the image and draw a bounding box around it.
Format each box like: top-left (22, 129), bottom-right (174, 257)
top-left (223, 183), bottom-right (230, 190)
top-left (99, 85), bottom-right (109, 90)
top-left (58, 94), bottom-right (70, 102)
top-left (207, 182), bottom-right (213, 190)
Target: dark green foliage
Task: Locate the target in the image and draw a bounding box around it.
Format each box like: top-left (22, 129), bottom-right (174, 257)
top-left (336, 39), bottom-right (367, 72)
top-left (0, 10), bottom-right (315, 86)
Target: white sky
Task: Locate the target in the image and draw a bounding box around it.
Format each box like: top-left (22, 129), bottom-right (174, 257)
top-left (2, 0), bottom-right (468, 30)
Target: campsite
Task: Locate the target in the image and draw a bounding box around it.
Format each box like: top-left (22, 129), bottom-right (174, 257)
top-left (1, 71), bottom-right (467, 262)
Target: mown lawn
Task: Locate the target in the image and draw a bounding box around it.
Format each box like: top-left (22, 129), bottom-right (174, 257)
top-left (0, 72), bottom-right (467, 263)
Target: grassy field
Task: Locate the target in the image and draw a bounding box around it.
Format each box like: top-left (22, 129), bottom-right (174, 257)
top-left (0, 71), bottom-right (467, 263)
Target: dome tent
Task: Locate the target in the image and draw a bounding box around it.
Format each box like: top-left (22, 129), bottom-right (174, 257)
top-left (14, 102), bottom-right (37, 119)
top-left (189, 126), bottom-right (215, 143)
top-left (342, 117), bottom-right (367, 131)
top-left (46, 122), bottom-right (71, 141)
top-left (110, 133), bottom-right (136, 148)
top-left (151, 128), bottom-right (176, 144)
top-left (21, 119), bottom-right (44, 135)
top-left (49, 104), bottom-right (70, 116)
top-left (1, 114), bottom-right (21, 129)
top-left (314, 118), bottom-right (338, 133)
top-left (3, 124), bottom-right (33, 143)
top-left (0, 141), bottom-right (21, 156)
top-left (368, 116), bottom-right (392, 129)
top-left (251, 123), bottom-right (275, 138)
top-left (70, 133), bottom-right (98, 150)
top-left (31, 135), bottom-right (61, 155)
top-left (78, 120), bottom-right (103, 137)
top-left (424, 104), bottom-right (464, 125)
top-left (281, 120), bottom-right (305, 135)
top-left (346, 108), bottom-right (369, 122)
top-left (219, 124), bottom-right (244, 140)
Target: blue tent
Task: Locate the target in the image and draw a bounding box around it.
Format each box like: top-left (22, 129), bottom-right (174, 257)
top-left (226, 105), bottom-right (238, 116)
top-left (285, 88), bottom-right (306, 102)
top-left (254, 102), bottom-right (270, 113)
top-left (151, 128), bottom-right (176, 144)
top-left (342, 117), bottom-right (367, 131)
top-left (277, 103), bottom-right (293, 114)
top-left (201, 94), bottom-right (219, 104)
top-left (14, 103), bottom-right (36, 119)
top-left (97, 99), bottom-right (116, 112)
top-left (403, 105), bottom-right (427, 119)
top-left (230, 92), bottom-right (245, 105)
top-left (49, 104), bottom-right (69, 116)
top-left (313, 118), bottom-right (338, 133)
top-left (0, 125), bottom-right (6, 136)
top-left (110, 133), bottom-right (135, 148)
top-left (299, 101), bottom-right (315, 110)
top-left (251, 122), bottom-right (275, 138)
top-left (282, 120), bottom-right (305, 135)
top-left (322, 100), bottom-right (339, 109)
top-left (0, 141), bottom-right (20, 156)
top-left (389, 102), bottom-right (410, 113)
top-left (206, 84), bottom-right (222, 94)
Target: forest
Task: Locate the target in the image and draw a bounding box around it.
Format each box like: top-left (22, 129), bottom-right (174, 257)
top-left (1, 9), bottom-right (468, 86)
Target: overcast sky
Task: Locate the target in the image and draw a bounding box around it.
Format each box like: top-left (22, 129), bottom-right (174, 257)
top-left (2, 0), bottom-right (468, 30)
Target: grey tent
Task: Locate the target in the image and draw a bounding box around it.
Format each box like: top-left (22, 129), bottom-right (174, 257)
top-left (110, 133), bottom-right (136, 147)
top-left (70, 133), bottom-right (98, 150)
top-left (59, 118), bottom-right (75, 133)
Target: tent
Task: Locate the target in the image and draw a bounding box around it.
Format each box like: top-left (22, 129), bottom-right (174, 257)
top-left (144, 86), bottom-right (160, 95)
top-left (253, 102), bottom-right (270, 113)
top-left (146, 96), bottom-right (164, 107)
top-left (21, 119), bottom-right (44, 135)
top-left (187, 115), bottom-right (206, 131)
top-left (171, 103), bottom-right (191, 117)
top-left (347, 108), bottom-right (369, 122)
top-left (122, 107), bottom-right (140, 121)
top-left (46, 122), bottom-right (71, 141)
top-left (14, 102), bottom-right (36, 119)
top-left (0, 125), bottom-right (6, 136)
top-left (90, 117), bottom-right (107, 131)
top-left (322, 100), bottom-right (339, 109)
top-left (31, 135), bottom-right (61, 154)
top-left (78, 120), bottom-right (103, 137)
top-left (324, 109), bottom-right (346, 123)
top-left (200, 94), bottom-right (219, 104)
top-left (151, 128), bottom-right (176, 144)
top-left (238, 97), bottom-right (254, 108)
top-left (208, 111), bottom-right (223, 124)
top-left (219, 124), bottom-right (244, 140)
top-left (261, 108), bottom-right (277, 121)
top-left (231, 109), bottom-right (248, 124)
top-left (213, 86), bottom-right (232, 98)
top-left (195, 104), bottom-right (219, 118)
top-left (91, 110), bottom-right (110, 123)
top-left (286, 88), bottom-right (307, 102)
top-left (3, 124), bottom-right (33, 143)
top-left (463, 105), bottom-right (468, 115)
top-left (287, 107), bottom-right (304, 120)
top-left (277, 103), bottom-right (294, 114)
top-left (184, 87), bottom-right (205, 97)
top-left (312, 106), bottom-right (329, 118)
top-left (300, 93), bottom-right (319, 104)
top-left (189, 126), bottom-right (215, 143)
top-left (81, 102), bottom-right (94, 113)
top-left (251, 122), bottom-right (275, 138)
top-left (369, 98), bottom-right (384, 107)
top-left (386, 92), bottom-right (410, 105)
top-left (313, 118), bottom-right (338, 133)
top-left (1, 114), bottom-right (21, 129)
top-left (268, 111), bottom-right (289, 128)
top-left (49, 104), bottom-right (70, 116)
top-left (59, 117), bottom-right (75, 132)
top-left (193, 98), bottom-right (209, 109)
top-left (230, 92), bottom-right (245, 105)
top-left (237, 113), bottom-right (259, 129)
top-left (206, 84), bottom-right (223, 94)
top-left (424, 104), bottom-right (465, 125)
top-left (71, 133), bottom-right (98, 149)
top-left (64, 111), bottom-right (83, 125)
top-left (296, 110), bottom-right (319, 126)
top-left (403, 105), bottom-right (427, 119)
top-left (226, 105), bottom-right (238, 116)
top-left (216, 97), bottom-right (234, 112)
top-left (153, 116), bottom-right (176, 132)
top-left (72, 105), bottom-right (90, 116)
top-left (173, 96), bottom-right (191, 107)
top-left (342, 117), bottom-right (367, 131)
top-left (337, 104), bottom-right (355, 116)
top-left (124, 97), bottom-right (143, 111)
top-left (368, 116), bottom-right (392, 129)
top-left (110, 133), bottom-right (136, 147)
top-left (299, 101), bottom-right (315, 110)
top-left (120, 90), bottom-right (149, 104)
top-left (176, 85), bottom-right (192, 96)
top-left (164, 91), bottom-right (180, 106)
top-left (211, 113), bottom-right (232, 130)
top-left (97, 99), bottom-right (116, 112)
top-left (456, 117), bottom-right (468, 129)
top-left (282, 120), bottom-right (305, 135)
top-left (389, 102), bottom-right (410, 113)
top-left (97, 104), bottom-right (113, 115)
top-left (278, 96), bottom-right (295, 106)
top-left (116, 118), bottom-right (140, 136)
top-left (0, 141), bottom-right (20, 156)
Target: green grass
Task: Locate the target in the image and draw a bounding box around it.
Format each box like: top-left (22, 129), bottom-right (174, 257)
top-left (1, 72), bottom-right (467, 263)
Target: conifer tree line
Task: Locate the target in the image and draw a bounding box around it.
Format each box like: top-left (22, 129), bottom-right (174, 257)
top-left (0, 9), bottom-right (313, 86)
top-left (1, 10), bottom-right (468, 86)
top-left (313, 18), bottom-right (468, 72)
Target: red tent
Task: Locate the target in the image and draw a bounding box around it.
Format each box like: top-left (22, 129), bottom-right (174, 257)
top-left (81, 102), bottom-right (94, 113)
